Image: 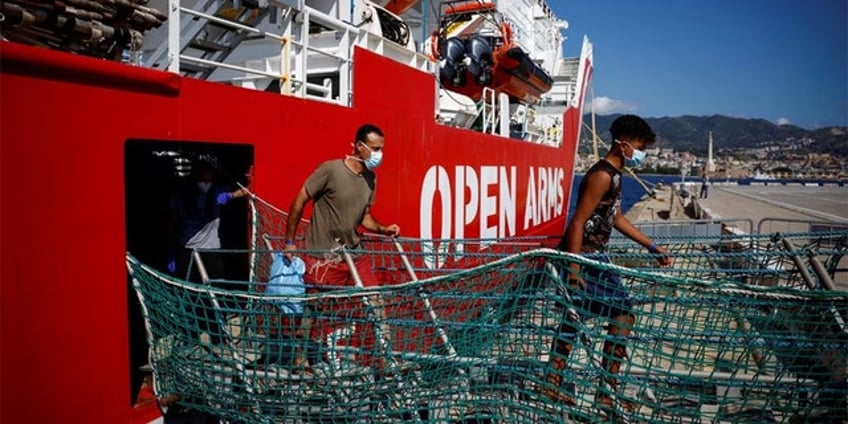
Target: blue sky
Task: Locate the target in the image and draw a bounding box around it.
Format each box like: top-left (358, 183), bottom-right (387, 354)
top-left (551, 0), bottom-right (847, 129)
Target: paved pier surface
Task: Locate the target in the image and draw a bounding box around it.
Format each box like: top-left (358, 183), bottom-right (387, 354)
top-left (625, 183), bottom-right (848, 290)
top-left (626, 183), bottom-right (848, 233)
top-left (698, 184), bottom-right (848, 233)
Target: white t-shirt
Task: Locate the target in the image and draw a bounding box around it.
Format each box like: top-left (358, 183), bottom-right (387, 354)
top-left (185, 218), bottom-right (221, 249)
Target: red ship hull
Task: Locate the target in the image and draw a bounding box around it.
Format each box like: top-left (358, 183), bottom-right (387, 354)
top-left (0, 40), bottom-right (589, 423)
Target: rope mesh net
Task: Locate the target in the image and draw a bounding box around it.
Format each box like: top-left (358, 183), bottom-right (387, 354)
top-left (126, 194), bottom-right (848, 423)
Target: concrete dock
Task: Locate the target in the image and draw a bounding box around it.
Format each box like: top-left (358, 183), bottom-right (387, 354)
top-left (626, 182), bottom-right (848, 233)
top-left (697, 183), bottom-right (848, 233)
top-left (625, 181), bottom-right (848, 290)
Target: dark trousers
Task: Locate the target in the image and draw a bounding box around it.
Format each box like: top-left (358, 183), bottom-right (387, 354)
top-left (164, 405), bottom-right (220, 424)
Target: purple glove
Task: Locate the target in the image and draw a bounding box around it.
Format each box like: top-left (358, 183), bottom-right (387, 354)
top-left (167, 259), bottom-right (176, 274)
top-left (216, 192), bottom-right (233, 205)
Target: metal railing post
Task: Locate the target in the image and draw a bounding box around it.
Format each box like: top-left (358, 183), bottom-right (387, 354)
top-left (340, 27), bottom-right (351, 103)
top-left (281, 35), bottom-right (291, 94)
top-left (167, 0), bottom-right (180, 72)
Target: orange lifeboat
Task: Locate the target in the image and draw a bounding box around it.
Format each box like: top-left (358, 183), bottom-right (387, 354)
top-left (383, 0), bottom-right (419, 15)
top-left (444, 0), bottom-right (496, 14)
top-left (433, 1), bottom-right (553, 104)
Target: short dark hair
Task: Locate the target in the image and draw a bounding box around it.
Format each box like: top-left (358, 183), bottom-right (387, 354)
top-left (610, 115), bottom-right (656, 145)
top-left (355, 124), bottom-right (384, 143)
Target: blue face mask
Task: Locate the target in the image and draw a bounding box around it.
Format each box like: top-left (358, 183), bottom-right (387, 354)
top-left (618, 140), bottom-right (646, 168)
top-left (360, 142), bottom-right (383, 170)
top-left (197, 181), bottom-right (213, 193)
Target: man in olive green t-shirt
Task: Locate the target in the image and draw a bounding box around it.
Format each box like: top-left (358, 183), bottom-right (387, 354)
top-left (284, 123), bottom-right (400, 286)
top-left (284, 124), bottom-right (400, 368)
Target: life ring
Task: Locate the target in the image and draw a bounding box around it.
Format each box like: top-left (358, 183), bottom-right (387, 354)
top-left (429, 31), bottom-right (440, 60)
top-left (501, 21), bottom-right (513, 45)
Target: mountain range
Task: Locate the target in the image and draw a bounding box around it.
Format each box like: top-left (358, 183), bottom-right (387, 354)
top-left (581, 114), bottom-right (848, 158)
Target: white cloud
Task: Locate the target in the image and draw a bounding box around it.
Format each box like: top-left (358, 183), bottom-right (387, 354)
top-left (776, 117), bottom-right (791, 126)
top-left (585, 96), bottom-right (638, 115)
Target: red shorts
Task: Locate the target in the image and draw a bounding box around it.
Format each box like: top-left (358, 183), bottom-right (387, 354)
top-left (302, 254), bottom-right (379, 288)
top-left (302, 254), bottom-right (383, 366)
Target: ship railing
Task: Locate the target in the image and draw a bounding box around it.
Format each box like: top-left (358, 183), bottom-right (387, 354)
top-left (605, 228), bottom-right (848, 291)
top-left (475, 88), bottom-right (564, 144)
top-left (619, 217), bottom-right (755, 240)
top-left (156, 1), bottom-right (434, 106)
top-left (160, 1), bottom-right (356, 104)
top-left (615, 217), bottom-right (848, 290)
top-left (127, 229), bottom-right (848, 423)
top-left (479, 86), bottom-right (508, 136)
top-left (496, 0), bottom-right (563, 69)
top-left (517, 110), bottom-right (562, 146)
top-left (758, 217), bottom-right (848, 235)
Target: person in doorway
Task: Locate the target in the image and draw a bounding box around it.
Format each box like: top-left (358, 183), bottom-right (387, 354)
top-left (700, 173), bottom-right (710, 199)
top-left (164, 160), bottom-right (248, 422)
top-left (544, 114), bottom-right (673, 412)
top-left (167, 160), bottom-right (247, 280)
top-left (284, 124), bottom-right (400, 367)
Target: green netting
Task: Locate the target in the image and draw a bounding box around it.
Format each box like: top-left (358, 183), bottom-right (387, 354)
top-left (603, 230), bottom-right (848, 290)
top-left (126, 194), bottom-right (848, 423)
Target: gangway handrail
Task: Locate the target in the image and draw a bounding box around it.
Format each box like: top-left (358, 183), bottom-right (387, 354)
top-left (758, 217), bottom-right (848, 234)
top-left (615, 217), bottom-right (755, 242)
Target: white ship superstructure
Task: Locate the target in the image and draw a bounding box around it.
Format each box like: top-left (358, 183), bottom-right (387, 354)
top-left (135, 0), bottom-right (590, 145)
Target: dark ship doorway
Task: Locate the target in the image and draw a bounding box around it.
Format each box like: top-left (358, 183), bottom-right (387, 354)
top-left (124, 139), bottom-right (254, 405)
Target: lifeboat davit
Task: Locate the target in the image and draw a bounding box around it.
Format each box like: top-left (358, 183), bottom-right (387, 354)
top-left (432, 1), bottom-right (554, 104)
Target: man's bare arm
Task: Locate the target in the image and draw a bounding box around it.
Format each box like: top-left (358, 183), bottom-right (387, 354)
top-left (361, 207), bottom-right (400, 236)
top-left (614, 212), bottom-right (673, 267)
top-left (284, 187), bottom-right (311, 256)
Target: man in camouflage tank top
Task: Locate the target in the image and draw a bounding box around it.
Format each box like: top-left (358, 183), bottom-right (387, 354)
top-left (545, 115), bottom-right (673, 413)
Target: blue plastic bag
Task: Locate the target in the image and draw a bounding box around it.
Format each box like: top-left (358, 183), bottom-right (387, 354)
top-left (266, 253), bottom-right (305, 314)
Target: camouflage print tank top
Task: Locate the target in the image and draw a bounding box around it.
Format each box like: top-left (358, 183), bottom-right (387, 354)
top-left (572, 160), bottom-right (622, 253)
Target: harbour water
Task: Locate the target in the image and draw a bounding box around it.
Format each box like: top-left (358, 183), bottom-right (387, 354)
top-left (568, 174), bottom-right (703, 219)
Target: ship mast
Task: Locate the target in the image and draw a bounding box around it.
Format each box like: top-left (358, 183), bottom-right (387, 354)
top-left (591, 85), bottom-right (599, 162)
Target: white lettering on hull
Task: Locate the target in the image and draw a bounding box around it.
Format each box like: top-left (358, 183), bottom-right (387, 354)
top-left (420, 165), bottom-right (565, 268)
top-left (523, 166), bottom-right (565, 230)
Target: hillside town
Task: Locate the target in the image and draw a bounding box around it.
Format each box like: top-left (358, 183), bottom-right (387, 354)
top-left (576, 132), bottom-right (848, 181)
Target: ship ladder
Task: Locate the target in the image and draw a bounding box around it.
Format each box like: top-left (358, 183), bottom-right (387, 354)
top-left (479, 86), bottom-right (510, 136)
top-left (146, 0), bottom-right (273, 79)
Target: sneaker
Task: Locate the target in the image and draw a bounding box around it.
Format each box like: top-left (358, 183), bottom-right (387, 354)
top-left (595, 392), bottom-right (634, 415)
top-left (542, 386), bottom-right (576, 406)
top-left (540, 375), bottom-right (576, 406)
